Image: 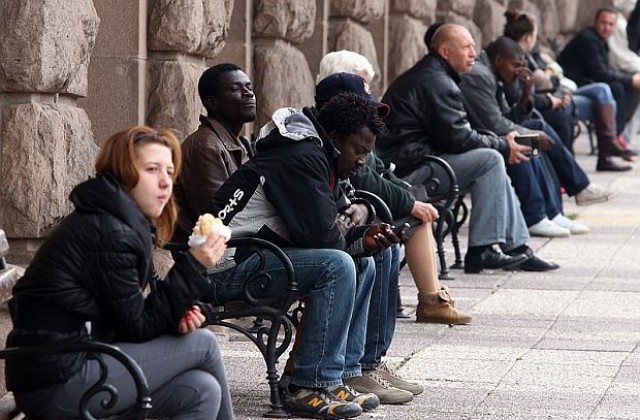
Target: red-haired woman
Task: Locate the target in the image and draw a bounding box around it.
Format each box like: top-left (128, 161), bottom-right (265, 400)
top-left (5, 126), bottom-right (234, 419)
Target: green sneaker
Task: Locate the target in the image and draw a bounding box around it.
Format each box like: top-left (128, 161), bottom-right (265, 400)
top-left (282, 386), bottom-right (362, 419)
top-left (328, 383), bottom-right (380, 412)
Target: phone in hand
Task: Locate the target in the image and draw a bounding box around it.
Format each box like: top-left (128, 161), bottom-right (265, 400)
top-left (514, 133), bottom-right (539, 157)
top-left (390, 222), bottom-right (411, 236)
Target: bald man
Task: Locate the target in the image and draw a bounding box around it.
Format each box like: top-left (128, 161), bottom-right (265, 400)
top-left (376, 23), bottom-right (558, 273)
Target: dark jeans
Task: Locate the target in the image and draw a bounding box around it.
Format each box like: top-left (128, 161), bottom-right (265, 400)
top-left (361, 244), bottom-right (400, 369)
top-left (507, 155), bottom-right (563, 227)
top-left (541, 109), bottom-right (575, 153)
top-left (522, 119), bottom-right (590, 196)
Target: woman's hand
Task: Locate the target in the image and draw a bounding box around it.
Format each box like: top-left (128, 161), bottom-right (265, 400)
top-left (177, 305), bottom-right (206, 334)
top-left (189, 233), bottom-right (227, 268)
top-left (410, 201), bottom-right (439, 224)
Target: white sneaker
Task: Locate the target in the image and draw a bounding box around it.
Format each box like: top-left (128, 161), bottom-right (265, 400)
top-left (552, 214), bottom-right (590, 235)
top-left (528, 217), bottom-right (571, 238)
top-left (575, 183), bottom-right (614, 206)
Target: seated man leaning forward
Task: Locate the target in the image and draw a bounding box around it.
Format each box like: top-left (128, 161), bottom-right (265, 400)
top-left (195, 92), bottom-right (403, 419)
top-left (376, 23), bottom-right (558, 273)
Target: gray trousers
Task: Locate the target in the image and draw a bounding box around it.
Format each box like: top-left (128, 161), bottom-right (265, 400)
top-left (404, 148), bottom-right (529, 251)
top-left (14, 329), bottom-right (234, 420)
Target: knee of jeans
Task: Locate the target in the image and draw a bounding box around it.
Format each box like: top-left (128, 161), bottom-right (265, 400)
top-left (480, 148), bottom-right (505, 168)
top-left (318, 250), bottom-right (357, 290)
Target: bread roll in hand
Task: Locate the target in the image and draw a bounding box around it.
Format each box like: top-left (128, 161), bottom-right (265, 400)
top-left (188, 213), bottom-right (231, 247)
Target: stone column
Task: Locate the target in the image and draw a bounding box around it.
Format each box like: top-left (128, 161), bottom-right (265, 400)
top-left (147, 0), bottom-right (233, 141)
top-left (327, 0), bottom-right (386, 94)
top-left (0, 0), bottom-right (100, 264)
top-left (387, 0), bottom-right (436, 84)
top-left (437, 0), bottom-right (483, 46)
top-left (253, 0), bottom-right (317, 128)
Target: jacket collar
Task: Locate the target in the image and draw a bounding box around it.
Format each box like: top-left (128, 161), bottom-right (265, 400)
top-left (199, 115), bottom-right (245, 152)
top-left (428, 52), bottom-right (462, 84)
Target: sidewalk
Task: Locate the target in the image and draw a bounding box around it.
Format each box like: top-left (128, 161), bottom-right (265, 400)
top-left (220, 135), bottom-right (640, 420)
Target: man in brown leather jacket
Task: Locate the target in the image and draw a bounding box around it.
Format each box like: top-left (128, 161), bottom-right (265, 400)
top-left (174, 63), bottom-right (256, 243)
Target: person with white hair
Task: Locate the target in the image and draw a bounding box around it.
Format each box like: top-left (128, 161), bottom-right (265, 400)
top-left (316, 50), bottom-right (376, 84)
top-left (311, 51), bottom-right (472, 404)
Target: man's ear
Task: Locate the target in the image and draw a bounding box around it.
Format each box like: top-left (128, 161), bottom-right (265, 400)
top-left (437, 44), bottom-right (448, 60)
top-left (202, 96), bottom-right (218, 113)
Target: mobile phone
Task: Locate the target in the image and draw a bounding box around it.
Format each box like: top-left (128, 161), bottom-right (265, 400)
top-left (391, 222), bottom-right (411, 236)
top-left (515, 133), bottom-right (539, 156)
top-left (514, 133), bottom-right (539, 145)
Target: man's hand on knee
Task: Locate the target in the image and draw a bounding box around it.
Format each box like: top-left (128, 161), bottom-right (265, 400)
top-left (410, 201), bottom-right (439, 223)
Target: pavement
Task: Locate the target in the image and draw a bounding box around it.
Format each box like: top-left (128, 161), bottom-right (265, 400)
top-left (217, 134), bottom-right (640, 420)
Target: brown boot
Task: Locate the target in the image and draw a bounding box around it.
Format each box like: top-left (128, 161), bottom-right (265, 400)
top-left (594, 104), bottom-right (636, 162)
top-left (416, 290), bottom-right (472, 325)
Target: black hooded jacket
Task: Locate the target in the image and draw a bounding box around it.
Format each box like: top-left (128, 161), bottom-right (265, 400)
top-left (6, 174), bottom-right (210, 392)
top-left (206, 107), bottom-right (369, 256)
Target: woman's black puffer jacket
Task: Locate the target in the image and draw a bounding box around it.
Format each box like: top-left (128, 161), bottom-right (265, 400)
top-left (5, 173), bottom-right (210, 392)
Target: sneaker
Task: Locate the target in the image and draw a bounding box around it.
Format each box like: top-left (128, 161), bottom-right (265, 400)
top-left (281, 386), bottom-right (362, 419)
top-left (551, 214), bottom-right (590, 235)
top-left (528, 217), bottom-right (570, 238)
top-left (345, 371), bottom-right (413, 404)
top-left (376, 361), bottom-right (424, 395)
top-left (328, 383), bottom-right (380, 412)
top-left (575, 183), bottom-right (614, 206)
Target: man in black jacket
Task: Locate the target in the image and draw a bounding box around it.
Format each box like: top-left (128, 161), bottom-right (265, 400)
top-left (377, 23), bottom-right (557, 273)
top-left (208, 93), bottom-right (403, 418)
top-left (558, 6), bottom-right (640, 138)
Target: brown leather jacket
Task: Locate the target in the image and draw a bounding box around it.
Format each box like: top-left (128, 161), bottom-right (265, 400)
top-left (174, 115), bottom-right (249, 243)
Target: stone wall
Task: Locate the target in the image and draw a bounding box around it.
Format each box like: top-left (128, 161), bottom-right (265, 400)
top-left (0, 0), bottom-right (100, 264)
top-left (0, 0), bottom-right (612, 261)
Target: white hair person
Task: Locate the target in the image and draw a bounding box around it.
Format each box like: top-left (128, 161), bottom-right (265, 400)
top-left (316, 50), bottom-right (375, 84)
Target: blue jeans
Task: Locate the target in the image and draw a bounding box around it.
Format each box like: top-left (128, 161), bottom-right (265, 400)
top-left (344, 256), bottom-right (375, 378)
top-left (570, 82), bottom-right (617, 122)
top-left (507, 155), bottom-right (562, 227)
top-left (521, 119), bottom-right (590, 197)
top-left (207, 248), bottom-right (369, 388)
top-left (361, 245), bottom-right (400, 369)
top-left (430, 149), bottom-right (529, 251)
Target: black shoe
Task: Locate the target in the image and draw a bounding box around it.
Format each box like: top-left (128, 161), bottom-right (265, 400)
top-left (506, 246), bottom-right (560, 272)
top-left (517, 254), bottom-right (560, 271)
top-left (596, 157), bottom-right (632, 172)
top-left (464, 247), bottom-right (528, 273)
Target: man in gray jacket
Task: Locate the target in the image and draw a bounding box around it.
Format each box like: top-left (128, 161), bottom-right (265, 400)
top-left (459, 37), bottom-right (610, 236)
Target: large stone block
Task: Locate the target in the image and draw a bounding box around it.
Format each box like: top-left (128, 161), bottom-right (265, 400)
top-left (522, 0), bottom-right (557, 42)
top-left (0, 0), bottom-right (99, 96)
top-left (147, 60), bottom-right (205, 142)
top-left (328, 20), bottom-right (381, 89)
top-left (474, 0), bottom-right (507, 47)
top-left (330, 0), bottom-right (385, 24)
top-left (148, 0), bottom-right (231, 58)
top-left (388, 15), bottom-right (427, 83)
top-left (253, 40), bottom-right (315, 128)
top-left (0, 103), bottom-right (97, 238)
top-left (563, 0), bottom-right (597, 33)
top-left (437, 0), bottom-right (478, 20)
top-left (253, 0), bottom-right (316, 44)
top-left (391, 0), bottom-right (437, 20)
